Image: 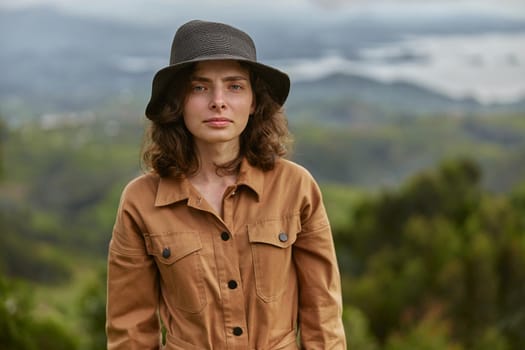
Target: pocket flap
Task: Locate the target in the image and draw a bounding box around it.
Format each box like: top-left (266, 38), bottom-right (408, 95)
top-left (145, 231), bottom-right (202, 265)
top-left (248, 216), bottom-right (300, 248)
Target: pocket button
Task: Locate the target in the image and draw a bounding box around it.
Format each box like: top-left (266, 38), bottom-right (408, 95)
top-left (162, 247), bottom-right (171, 258)
top-left (278, 232), bottom-right (288, 242)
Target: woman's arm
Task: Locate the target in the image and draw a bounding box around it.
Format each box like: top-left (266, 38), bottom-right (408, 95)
top-left (106, 189), bottom-right (161, 350)
top-left (293, 179), bottom-right (347, 349)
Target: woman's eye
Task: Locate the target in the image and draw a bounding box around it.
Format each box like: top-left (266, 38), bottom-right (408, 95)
top-left (192, 85), bottom-right (206, 92)
top-left (230, 84), bottom-right (242, 91)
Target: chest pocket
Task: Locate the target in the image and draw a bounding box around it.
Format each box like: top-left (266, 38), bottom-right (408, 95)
top-left (248, 216), bottom-right (300, 302)
top-left (145, 231), bottom-right (206, 313)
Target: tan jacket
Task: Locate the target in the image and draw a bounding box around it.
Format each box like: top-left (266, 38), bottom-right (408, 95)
top-left (106, 158), bottom-right (346, 349)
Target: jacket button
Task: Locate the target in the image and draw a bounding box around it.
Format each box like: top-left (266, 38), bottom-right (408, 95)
top-left (221, 232), bottom-right (230, 241)
top-left (232, 327), bottom-right (243, 336)
top-left (162, 247), bottom-right (171, 258)
top-left (278, 232), bottom-right (288, 242)
top-left (228, 280), bottom-right (238, 289)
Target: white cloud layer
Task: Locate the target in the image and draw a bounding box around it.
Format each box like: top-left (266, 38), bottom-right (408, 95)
top-left (2, 0), bottom-right (525, 21)
top-left (2, 0), bottom-right (524, 103)
top-left (279, 32), bottom-right (525, 104)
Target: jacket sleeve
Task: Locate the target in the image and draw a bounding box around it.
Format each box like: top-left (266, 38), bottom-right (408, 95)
top-left (106, 187), bottom-right (161, 350)
top-left (293, 178), bottom-right (347, 349)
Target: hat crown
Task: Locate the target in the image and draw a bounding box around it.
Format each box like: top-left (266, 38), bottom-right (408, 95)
top-left (170, 20), bottom-right (257, 65)
top-left (146, 20), bottom-right (290, 118)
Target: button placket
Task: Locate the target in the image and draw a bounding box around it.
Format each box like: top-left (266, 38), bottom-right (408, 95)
top-left (215, 228), bottom-right (248, 346)
top-left (232, 327), bottom-right (243, 336)
top-left (228, 280), bottom-right (238, 289)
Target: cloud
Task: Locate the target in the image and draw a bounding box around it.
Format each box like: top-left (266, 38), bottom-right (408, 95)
top-left (2, 0), bottom-right (524, 20)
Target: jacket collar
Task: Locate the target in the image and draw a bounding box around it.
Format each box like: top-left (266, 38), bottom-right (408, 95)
top-left (236, 158), bottom-right (264, 200)
top-left (154, 158), bottom-right (264, 207)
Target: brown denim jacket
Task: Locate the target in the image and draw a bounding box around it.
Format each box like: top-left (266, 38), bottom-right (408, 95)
top-left (106, 158), bottom-right (346, 349)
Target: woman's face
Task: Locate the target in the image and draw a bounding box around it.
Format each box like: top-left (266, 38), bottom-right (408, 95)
top-left (183, 60), bottom-right (255, 149)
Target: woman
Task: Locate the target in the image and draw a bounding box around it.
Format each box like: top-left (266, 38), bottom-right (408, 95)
top-left (106, 19), bottom-right (346, 349)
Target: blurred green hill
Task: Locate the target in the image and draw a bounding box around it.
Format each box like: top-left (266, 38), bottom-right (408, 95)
top-left (1, 97), bottom-right (525, 348)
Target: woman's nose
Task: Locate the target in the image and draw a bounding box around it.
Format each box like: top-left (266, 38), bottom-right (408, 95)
top-left (209, 89), bottom-right (226, 110)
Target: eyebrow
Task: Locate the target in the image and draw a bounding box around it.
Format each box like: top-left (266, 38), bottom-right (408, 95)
top-left (190, 75), bottom-right (249, 83)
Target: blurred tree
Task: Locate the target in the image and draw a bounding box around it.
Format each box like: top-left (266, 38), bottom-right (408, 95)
top-left (459, 233), bottom-right (499, 344)
top-left (1, 117), bottom-right (78, 349)
top-left (385, 311), bottom-right (463, 350)
top-left (343, 305), bottom-right (379, 350)
top-left (0, 274), bottom-right (34, 350)
top-left (335, 157), bottom-right (525, 349)
top-left (496, 235), bottom-right (525, 348)
top-left (0, 117), bottom-right (5, 177)
top-left (77, 265), bottom-right (107, 350)
top-left (0, 275), bottom-right (78, 350)
top-left (2, 110), bottom-right (525, 349)
top-left (1, 206), bottom-right (72, 284)
top-left (472, 327), bottom-right (510, 350)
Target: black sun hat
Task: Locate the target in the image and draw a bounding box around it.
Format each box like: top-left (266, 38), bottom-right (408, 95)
top-left (145, 20), bottom-right (290, 119)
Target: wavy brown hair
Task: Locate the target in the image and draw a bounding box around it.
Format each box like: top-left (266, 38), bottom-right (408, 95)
top-left (141, 62), bottom-right (292, 178)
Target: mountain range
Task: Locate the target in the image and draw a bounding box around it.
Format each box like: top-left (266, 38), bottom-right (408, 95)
top-left (1, 6), bottom-right (524, 123)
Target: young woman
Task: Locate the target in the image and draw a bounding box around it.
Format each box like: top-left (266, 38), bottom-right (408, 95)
top-left (106, 20), bottom-right (346, 349)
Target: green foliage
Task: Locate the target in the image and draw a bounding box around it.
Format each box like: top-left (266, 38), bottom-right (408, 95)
top-left (77, 266), bottom-right (107, 350)
top-left (0, 207), bottom-right (72, 284)
top-left (292, 114), bottom-right (525, 192)
top-left (385, 313), bottom-right (462, 350)
top-left (0, 116), bottom-right (5, 177)
top-left (1, 106), bottom-right (525, 349)
top-left (0, 275), bottom-right (78, 350)
top-left (1, 117), bottom-right (141, 271)
top-left (472, 327), bottom-right (511, 350)
top-left (321, 183), bottom-right (363, 231)
top-left (0, 276), bottom-right (34, 349)
top-left (343, 305), bottom-right (379, 350)
top-left (335, 158), bottom-right (525, 349)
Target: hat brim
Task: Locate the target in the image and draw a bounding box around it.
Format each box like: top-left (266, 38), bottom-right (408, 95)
top-left (145, 55), bottom-right (290, 119)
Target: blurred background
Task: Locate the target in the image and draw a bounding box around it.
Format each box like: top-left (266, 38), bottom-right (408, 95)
top-left (1, 0), bottom-right (524, 349)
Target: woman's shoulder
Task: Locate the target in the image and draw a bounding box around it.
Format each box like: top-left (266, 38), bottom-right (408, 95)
top-left (120, 171), bottom-right (160, 202)
top-left (273, 158), bottom-right (317, 182)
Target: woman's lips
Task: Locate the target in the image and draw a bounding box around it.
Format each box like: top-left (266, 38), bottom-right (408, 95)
top-left (204, 118), bottom-right (232, 127)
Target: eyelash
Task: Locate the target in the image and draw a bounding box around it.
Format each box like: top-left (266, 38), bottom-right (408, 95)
top-left (191, 84), bottom-right (244, 92)
top-left (192, 85), bottom-right (206, 92)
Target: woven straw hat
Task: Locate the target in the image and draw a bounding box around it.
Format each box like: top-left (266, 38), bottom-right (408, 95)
top-left (145, 20), bottom-right (290, 119)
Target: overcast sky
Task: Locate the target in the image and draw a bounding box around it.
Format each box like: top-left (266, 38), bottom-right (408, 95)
top-left (2, 0), bottom-right (525, 23)
top-left (1, 0), bottom-right (524, 103)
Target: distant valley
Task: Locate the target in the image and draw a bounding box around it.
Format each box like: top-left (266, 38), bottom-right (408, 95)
top-left (1, 6), bottom-right (524, 122)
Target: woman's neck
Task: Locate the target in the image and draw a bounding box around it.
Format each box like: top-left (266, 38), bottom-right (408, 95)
top-left (192, 141), bottom-right (240, 184)
top-left (189, 142), bottom-right (240, 216)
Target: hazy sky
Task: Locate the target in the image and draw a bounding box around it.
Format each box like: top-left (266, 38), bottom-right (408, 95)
top-left (2, 0), bottom-right (524, 103)
top-left (2, 0), bottom-right (525, 23)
